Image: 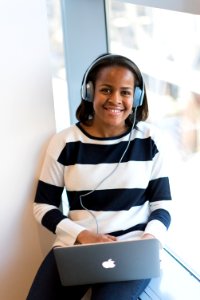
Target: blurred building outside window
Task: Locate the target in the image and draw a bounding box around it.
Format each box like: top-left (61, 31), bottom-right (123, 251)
top-left (107, 0), bottom-right (200, 279)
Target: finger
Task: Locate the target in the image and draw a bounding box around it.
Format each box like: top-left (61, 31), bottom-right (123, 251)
top-left (105, 235), bottom-right (117, 241)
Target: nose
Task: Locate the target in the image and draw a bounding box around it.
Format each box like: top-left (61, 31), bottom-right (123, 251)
top-left (108, 91), bottom-right (122, 105)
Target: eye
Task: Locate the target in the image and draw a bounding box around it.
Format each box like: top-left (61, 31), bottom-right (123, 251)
top-left (121, 90), bottom-right (132, 97)
top-left (100, 87), bottom-right (112, 95)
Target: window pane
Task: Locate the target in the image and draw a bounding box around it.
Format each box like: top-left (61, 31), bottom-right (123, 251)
top-left (46, 0), bottom-right (70, 131)
top-left (107, 0), bottom-right (200, 279)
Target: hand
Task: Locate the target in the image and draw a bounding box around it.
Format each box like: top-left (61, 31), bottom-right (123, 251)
top-left (76, 230), bottom-right (117, 244)
top-left (141, 233), bottom-right (156, 240)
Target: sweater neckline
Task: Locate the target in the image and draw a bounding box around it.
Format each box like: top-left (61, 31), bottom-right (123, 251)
top-left (76, 122), bottom-right (132, 141)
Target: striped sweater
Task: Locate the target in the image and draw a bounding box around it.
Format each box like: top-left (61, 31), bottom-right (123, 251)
top-left (34, 121), bottom-right (172, 247)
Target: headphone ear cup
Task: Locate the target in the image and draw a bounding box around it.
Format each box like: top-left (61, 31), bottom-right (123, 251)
top-left (83, 81), bottom-right (94, 102)
top-left (133, 86), bottom-right (143, 108)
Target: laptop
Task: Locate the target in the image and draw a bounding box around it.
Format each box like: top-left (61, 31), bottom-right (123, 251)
top-left (53, 239), bottom-right (160, 286)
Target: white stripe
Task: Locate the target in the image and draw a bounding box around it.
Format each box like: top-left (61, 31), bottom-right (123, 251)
top-left (40, 154), bottom-right (64, 187)
top-left (40, 156), bottom-right (169, 191)
top-left (54, 125), bottom-right (131, 145)
top-left (45, 122), bottom-right (155, 151)
top-left (64, 161), bottom-right (156, 191)
top-left (150, 200), bottom-right (172, 213)
top-left (68, 202), bottom-right (150, 234)
top-left (144, 219), bottom-right (168, 246)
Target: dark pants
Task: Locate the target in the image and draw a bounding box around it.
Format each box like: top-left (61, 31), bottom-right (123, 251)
top-left (26, 250), bottom-right (150, 300)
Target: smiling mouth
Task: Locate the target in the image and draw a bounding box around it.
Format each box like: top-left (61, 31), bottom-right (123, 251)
top-left (104, 107), bottom-right (124, 114)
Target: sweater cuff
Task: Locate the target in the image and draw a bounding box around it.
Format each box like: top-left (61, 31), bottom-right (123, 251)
top-left (144, 219), bottom-right (167, 247)
top-left (55, 218), bottom-right (86, 246)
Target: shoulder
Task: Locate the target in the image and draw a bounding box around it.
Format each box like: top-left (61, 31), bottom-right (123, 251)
top-left (45, 124), bottom-right (81, 158)
top-left (136, 121), bottom-right (161, 139)
top-left (136, 121), bottom-right (167, 152)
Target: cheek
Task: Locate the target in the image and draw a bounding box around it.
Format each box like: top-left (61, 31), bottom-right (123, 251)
top-left (93, 93), bottom-right (104, 109)
top-left (125, 99), bottom-right (133, 112)
top-left (92, 98), bottom-right (99, 110)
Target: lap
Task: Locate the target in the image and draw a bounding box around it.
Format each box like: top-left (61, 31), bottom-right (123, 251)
top-left (91, 279), bottom-right (150, 300)
top-left (26, 249), bottom-right (150, 300)
top-left (26, 249), bottom-right (89, 300)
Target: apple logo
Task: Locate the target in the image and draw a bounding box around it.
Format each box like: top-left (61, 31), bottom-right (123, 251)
top-left (102, 258), bottom-right (116, 269)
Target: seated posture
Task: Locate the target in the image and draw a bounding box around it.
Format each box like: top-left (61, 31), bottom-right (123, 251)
top-left (27, 53), bottom-right (172, 300)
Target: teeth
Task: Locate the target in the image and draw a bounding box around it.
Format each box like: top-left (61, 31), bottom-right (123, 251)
top-left (107, 109), bottom-right (122, 113)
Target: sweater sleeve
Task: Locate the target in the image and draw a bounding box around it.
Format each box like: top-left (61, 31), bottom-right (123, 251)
top-left (144, 127), bottom-right (172, 245)
top-left (33, 132), bottom-right (86, 246)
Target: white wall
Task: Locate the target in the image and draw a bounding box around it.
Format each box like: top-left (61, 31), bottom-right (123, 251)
top-left (0, 1), bottom-right (56, 299)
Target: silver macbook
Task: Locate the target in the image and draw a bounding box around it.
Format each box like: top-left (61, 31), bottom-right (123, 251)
top-left (53, 239), bottom-right (160, 286)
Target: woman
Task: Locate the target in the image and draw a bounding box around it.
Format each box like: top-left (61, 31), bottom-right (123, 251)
top-left (27, 53), bottom-right (172, 299)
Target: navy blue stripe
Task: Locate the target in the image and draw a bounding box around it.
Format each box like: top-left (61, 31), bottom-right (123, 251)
top-left (148, 209), bottom-right (171, 229)
top-left (147, 177), bottom-right (172, 201)
top-left (58, 137), bottom-right (158, 166)
top-left (67, 176), bottom-right (171, 211)
top-left (108, 223), bottom-right (146, 237)
top-left (67, 189), bottom-right (147, 211)
top-left (41, 209), bottom-right (67, 233)
top-left (34, 180), bottom-right (63, 207)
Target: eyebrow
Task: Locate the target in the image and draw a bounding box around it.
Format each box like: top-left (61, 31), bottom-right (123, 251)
top-left (99, 84), bottom-right (133, 90)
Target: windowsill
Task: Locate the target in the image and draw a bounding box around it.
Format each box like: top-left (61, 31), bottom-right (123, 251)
top-left (140, 249), bottom-right (200, 300)
top-left (81, 248), bottom-right (199, 300)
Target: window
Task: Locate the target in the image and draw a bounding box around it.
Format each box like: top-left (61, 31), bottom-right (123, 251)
top-left (106, 0), bottom-right (200, 279)
top-left (46, 0), bottom-right (70, 131)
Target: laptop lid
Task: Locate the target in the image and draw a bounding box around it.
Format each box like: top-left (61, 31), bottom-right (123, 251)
top-left (53, 239), bottom-right (160, 286)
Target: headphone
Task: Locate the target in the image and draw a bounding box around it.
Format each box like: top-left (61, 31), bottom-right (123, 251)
top-left (81, 53), bottom-right (145, 108)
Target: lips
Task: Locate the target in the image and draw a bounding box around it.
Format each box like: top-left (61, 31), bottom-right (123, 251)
top-left (104, 106), bottom-right (124, 114)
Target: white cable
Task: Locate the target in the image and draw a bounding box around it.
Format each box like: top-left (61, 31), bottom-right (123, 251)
top-left (80, 107), bottom-right (138, 234)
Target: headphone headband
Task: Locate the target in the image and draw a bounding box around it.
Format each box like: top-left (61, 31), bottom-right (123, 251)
top-left (81, 53), bottom-right (144, 107)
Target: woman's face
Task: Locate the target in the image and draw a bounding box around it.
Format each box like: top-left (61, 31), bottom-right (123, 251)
top-left (92, 65), bottom-right (135, 130)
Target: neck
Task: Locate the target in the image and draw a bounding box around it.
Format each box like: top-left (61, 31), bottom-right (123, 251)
top-left (81, 121), bottom-right (129, 138)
